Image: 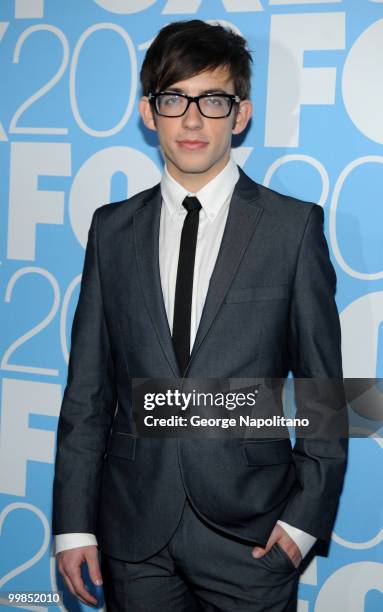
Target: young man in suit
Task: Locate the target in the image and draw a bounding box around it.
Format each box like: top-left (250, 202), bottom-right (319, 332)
top-left (53, 20), bottom-right (347, 611)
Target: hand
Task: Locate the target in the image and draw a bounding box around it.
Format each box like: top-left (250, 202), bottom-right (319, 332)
top-left (57, 545), bottom-right (102, 606)
top-left (251, 523), bottom-right (302, 568)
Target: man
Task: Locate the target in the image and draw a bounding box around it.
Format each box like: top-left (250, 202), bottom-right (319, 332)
top-left (53, 20), bottom-right (348, 611)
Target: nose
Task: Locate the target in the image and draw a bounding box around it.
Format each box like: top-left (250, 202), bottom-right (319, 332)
top-left (182, 100), bottom-right (203, 129)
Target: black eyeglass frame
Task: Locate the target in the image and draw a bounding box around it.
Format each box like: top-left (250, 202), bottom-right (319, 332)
top-left (148, 91), bottom-right (241, 118)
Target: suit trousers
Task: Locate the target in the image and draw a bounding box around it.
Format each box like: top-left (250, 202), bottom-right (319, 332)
top-left (101, 498), bottom-right (299, 611)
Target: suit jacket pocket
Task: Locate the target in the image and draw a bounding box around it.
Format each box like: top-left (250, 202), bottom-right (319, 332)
top-left (225, 285), bottom-right (288, 303)
top-left (243, 439), bottom-right (292, 466)
top-left (107, 431), bottom-right (136, 461)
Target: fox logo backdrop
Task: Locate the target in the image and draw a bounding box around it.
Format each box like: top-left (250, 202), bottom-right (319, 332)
top-left (0, 1), bottom-right (382, 611)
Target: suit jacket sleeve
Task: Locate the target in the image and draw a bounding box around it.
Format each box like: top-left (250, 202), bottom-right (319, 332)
top-left (280, 204), bottom-right (348, 541)
top-left (53, 208), bottom-right (117, 535)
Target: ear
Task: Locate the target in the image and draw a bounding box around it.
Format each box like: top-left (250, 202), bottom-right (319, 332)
top-left (232, 99), bottom-right (252, 135)
top-left (139, 96), bottom-right (157, 131)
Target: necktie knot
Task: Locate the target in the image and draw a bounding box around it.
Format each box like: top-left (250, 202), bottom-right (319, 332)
top-left (182, 196), bottom-right (202, 213)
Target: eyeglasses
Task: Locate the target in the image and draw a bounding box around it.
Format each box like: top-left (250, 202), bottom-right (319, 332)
top-left (148, 92), bottom-right (241, 118)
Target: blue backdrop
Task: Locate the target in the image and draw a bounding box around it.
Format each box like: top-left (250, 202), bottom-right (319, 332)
top-left (0, 1), bottom-right (382, 610)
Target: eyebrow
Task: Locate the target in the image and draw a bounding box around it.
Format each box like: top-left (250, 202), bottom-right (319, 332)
top-left (163, 88), bottom-right (231, 95)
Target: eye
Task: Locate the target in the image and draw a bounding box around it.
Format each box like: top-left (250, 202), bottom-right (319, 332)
top-left (205, 96), bottom-right (225, 107)
top-left (161, 95), bottom-right (181, 106)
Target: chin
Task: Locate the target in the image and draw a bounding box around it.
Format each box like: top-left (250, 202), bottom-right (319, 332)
top-left (180, 164), bottom-right (212, 175)
top-left (177, 154), bottom-right (222, 173)
top-left (170, 159), bottom-right (211, 175)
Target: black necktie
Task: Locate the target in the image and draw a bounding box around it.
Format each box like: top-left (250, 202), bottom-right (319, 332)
top-left (172, 196), bottom-right (202, 375)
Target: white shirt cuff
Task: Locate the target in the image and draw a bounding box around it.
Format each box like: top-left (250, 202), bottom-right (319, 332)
top-left (277, 521), bottom-right (316, 558)
top-left (55, 533), bottom-right (98, 555)
top-left (54, 526), bottom-right (315, 558)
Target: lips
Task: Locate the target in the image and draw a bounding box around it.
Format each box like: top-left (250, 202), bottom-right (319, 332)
top-left (177, 140), bottom-right (208, 150)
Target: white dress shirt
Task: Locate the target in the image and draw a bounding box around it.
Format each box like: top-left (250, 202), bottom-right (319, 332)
top-left (55, 158), bottom-right (316, 558)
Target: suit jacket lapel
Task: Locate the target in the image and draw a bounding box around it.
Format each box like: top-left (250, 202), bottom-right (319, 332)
top-left (134, 185), bottom-right (181, 376)
top-left (186, 171), bottom-right (264, 373)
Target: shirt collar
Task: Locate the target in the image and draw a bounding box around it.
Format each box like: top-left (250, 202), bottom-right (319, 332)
top-left (161, 157), bottom-right (239, 221)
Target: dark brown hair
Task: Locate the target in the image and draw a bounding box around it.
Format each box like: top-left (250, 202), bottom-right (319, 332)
top-left (140, 20), bottom-right (252, 100)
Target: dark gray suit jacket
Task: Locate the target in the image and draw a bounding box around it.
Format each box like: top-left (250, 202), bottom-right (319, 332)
top-left (53, 169), bottom-right (348, 562)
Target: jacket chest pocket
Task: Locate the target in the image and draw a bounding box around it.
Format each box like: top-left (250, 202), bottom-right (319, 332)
top-left (225, 285), bottom-right (289, 304)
